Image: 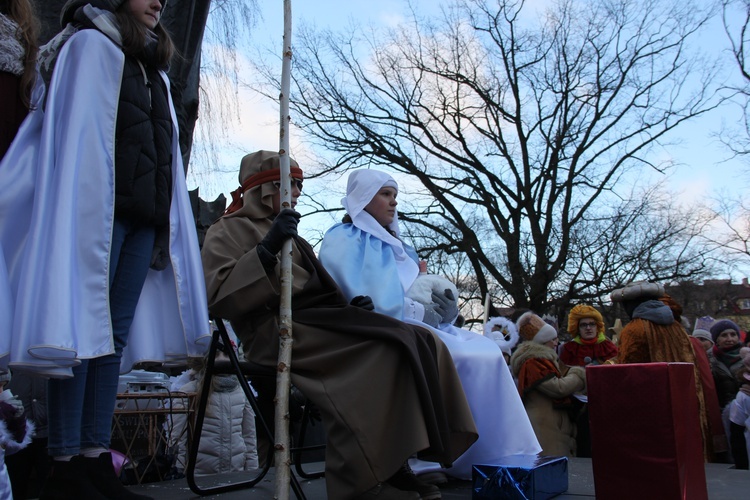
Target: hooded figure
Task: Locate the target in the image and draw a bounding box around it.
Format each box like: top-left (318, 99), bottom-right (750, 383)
top-left (201, 151), bottom-right (478, 500)
top-left (319, 168), bottom-right (541, 481)
top-left (611, 282), bottom-right (712, 461)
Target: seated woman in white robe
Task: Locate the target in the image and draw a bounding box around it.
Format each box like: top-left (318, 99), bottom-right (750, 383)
top-left (319, 169), bottom-right (541, 480)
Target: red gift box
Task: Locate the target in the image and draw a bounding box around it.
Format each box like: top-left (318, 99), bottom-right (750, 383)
top-left (587, 363), bottom-right (707, 500)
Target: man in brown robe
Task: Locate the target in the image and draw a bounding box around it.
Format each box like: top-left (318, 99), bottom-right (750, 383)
top-left (201, 151), bottom-right (477, 500)
top-left (610, 281), bottom-right (712, 461)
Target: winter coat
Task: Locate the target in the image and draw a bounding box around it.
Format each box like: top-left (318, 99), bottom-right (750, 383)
top-left (511, 341), bottom-right (586, 457)
top-left (711, 352), bottom-right (744, 411)
top-left (172, 377), bottom-right (258, 476)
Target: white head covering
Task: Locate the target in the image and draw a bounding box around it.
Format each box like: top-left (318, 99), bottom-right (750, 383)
top-left (342, 169), bottom-right (419, 292)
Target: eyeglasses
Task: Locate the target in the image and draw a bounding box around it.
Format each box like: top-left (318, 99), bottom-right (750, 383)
top-left (579, 322), bottom-right (597, 329)
top-left (272, 180), bottom-right (304, 191)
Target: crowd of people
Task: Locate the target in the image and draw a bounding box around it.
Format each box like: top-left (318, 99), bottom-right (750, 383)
top-left (3, 1), bottom-right (750, 499)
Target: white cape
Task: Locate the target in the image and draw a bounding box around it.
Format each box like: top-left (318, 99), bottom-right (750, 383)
top-left (407, 321), bottom-right (541, 479)
top-left (0, 29), bottom-right (210, 377)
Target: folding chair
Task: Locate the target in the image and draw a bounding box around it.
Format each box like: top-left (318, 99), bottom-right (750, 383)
top-left (185, 318), bottom-right (324, 498)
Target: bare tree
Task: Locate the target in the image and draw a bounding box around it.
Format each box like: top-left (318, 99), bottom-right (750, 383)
top-left (722, 0), bottom-right (750, 160)
top-left (702, 196), bottom-right (750, 272)
top-left (255, 0), bottom-right (723, 314)
top-left (35, 0), bottom-right (258, 174)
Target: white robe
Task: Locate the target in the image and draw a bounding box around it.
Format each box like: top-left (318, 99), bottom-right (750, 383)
top-left (0, 29), bottom-right (210, 377)
top-left (320, 222), bottom-right (541, 479)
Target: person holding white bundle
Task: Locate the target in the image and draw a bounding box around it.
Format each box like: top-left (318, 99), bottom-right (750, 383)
top-left (319, 169), bottom-right (541, 482)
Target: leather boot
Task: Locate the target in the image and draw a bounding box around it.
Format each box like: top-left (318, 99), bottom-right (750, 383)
top-left (39, 457), bottom-right (108, 500)
top-left (387, 462), bottom-right (442, 500)
top-left (84, 452), bottom-right (154, 500)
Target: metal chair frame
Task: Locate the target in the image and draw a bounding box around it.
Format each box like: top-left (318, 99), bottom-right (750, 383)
top-left (185, 318), bottom-right (324, 497)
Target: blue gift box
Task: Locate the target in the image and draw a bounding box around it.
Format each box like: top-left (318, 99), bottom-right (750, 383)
top-left (472, 455), bottom-right (568, 500)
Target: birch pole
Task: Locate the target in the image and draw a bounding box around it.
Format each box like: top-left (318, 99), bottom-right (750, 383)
top-left (274, 1), bottom-right (293, 499)
top-left (482, 293), bottom-right (491, 329)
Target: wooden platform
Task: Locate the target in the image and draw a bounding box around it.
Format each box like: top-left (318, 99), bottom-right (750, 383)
top-left (127, 458), bottom-right (750, 499)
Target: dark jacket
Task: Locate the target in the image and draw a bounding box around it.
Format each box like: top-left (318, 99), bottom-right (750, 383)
top-left (711, 353), bottom-right (743, 410)
top-left (114, 55), bottom-right (172, 226)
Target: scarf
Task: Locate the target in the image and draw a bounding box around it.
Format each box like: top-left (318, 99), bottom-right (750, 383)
top-left (516, 356), bottom-right (572, 408)
top-left (38, 5), bottom-right (161, 88)
top-left (211, 375), bottom-right (240, 393)
top-left (0, 13), bottom-right (25, 76)
top-left (713, 344), bottom-right (742, 369)
top-left (38, 6), bottom-right (122, 87)
top-left (574, 332), bottom-right (607, 345)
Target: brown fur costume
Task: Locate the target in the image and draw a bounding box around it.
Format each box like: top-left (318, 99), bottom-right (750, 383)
top-left (616, 301), bottom-right (712, 461)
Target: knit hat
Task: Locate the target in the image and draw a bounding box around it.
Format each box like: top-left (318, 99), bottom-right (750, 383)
top-left (691, 329), bottom-right (714, 346)
top-left (710, 319), bottom-right (741, 343)
top-left (609, 281), bottom-right (665, 303)
top-left (516, 312), bottom-right (558, 344)
top-left (566, 304), bottom-right (604, 337)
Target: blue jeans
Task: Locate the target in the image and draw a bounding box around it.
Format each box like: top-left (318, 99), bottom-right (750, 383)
top-left (47, 218), bottom-right (156, 456)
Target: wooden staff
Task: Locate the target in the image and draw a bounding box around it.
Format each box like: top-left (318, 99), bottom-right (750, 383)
top-left (482, 292), bottom-right (491, 329)
top-left (275, 1), bottom-right (293, 498)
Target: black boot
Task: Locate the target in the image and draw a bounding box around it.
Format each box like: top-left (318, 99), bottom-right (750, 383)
top-left (39, 457), bottom-right (108, 500)
top-left (387, 462), bottom-right (442, 500)
top-left (85, 452), bottom-right (154, 500)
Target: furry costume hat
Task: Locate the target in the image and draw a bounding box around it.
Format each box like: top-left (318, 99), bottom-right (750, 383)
top-left (484, 317), bottom-right (520, 357)
top-left (567, 304), bottom-right (604, 337)
top-left (710, 319), bottom-right (741, 343)
top-left (516, 312), bottom-right (557, 344)
top-left (609, 281), bottom-right (664, 303)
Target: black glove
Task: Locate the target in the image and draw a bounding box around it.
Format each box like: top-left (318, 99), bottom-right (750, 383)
top-left (350, 295), bottom-right (375, 311)
top-left (260, 209), bottom-right (300, 255)
top-left (305, 402), bottom-right (322, 426)
top-left (431, 288), bottom-right (459, 324)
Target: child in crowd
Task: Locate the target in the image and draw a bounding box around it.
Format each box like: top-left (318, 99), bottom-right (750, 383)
top-left (728, 347), bottom-right (750, 469)
top-left (0, 371), bottom-right (33, 500)
top-left (170, 340), bottom-right (258, 476)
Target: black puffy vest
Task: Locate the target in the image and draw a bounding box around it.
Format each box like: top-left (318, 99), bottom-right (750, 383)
top-left (114, 55), bottom-right (172, 226)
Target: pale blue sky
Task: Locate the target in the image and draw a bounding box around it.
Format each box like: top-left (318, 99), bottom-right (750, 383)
top-left (188, 0), bottom-right (749, 215)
